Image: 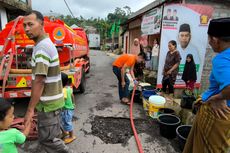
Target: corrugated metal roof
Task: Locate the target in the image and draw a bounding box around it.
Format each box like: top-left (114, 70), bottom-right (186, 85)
top-left (128, 0), bottom-right (166, 20)
top-left (128, 0), bottom-right (230, 21)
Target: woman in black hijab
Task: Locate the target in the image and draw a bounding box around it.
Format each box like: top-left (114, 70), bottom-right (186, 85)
top-left (182, 54), bottom-right (197, 91)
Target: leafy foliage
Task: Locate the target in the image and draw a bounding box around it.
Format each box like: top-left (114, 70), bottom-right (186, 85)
top-left (56, 6), bottom-right (131, 41)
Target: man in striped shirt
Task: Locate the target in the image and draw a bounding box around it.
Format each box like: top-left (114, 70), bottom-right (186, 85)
top-left (23, 10), bottom-right (73, 153)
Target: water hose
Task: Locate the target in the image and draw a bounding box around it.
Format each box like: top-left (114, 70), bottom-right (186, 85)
top-left (130, 85), bottom-right (144, 153)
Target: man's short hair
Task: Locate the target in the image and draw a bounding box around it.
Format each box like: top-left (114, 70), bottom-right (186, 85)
top-left (25, 10), bottom-right (44, 23)
top-left (138, 51), bottom-right (146, 60)
top-left (179, 23), bottom-right (191, 33)
top-left (167, 9), bottom-right (171, 12)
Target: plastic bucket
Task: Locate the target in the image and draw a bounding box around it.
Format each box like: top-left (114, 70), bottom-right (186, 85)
top-left (159, 108), bottom-right (175, 115)
top-left (181, 94), bottom-right (196, 109)
top-left (176, 125), bottom-right (192, 151)
top-left (142, 90), bottom-right (156, 99)
top-left (142, 85), bottom-right (155, 91)
top-left (142, 90), bottom-right (157, 111)
top-left (142, 98), bottom-right (149, 111)
top-left (130, 90), bottom-right (142, 104)
top-left (158, 114), bottom-right (181, 139)
top-left (148, 95), bottom-right (166, 118)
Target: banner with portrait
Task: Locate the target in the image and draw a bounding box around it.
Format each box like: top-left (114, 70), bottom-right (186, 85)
top-left (141, 6), bottom-right (162, 36)
top-left (157, 4), bottom-right (214, 88)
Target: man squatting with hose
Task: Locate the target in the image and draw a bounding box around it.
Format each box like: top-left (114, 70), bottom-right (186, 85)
top-left (112, 52), bottom-right (146, 105)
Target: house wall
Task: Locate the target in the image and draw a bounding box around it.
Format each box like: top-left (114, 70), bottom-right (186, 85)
top-left (0, 0), bottom-right (31, 12)
top-left (123, 31), bottom-right (129, 53)
top-left (128, 18), bottom-right (142, 54)
top-left (129, 27), bottom-right (141, 54)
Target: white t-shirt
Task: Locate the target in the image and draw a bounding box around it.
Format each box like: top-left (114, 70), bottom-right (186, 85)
top-left (152, 44), bottom-right (159, 56)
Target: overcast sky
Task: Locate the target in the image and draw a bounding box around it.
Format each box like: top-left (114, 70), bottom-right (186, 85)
top-left (32, 0), bottom-right (154, 19)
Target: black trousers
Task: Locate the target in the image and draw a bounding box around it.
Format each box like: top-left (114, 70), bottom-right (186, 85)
top-left (162, 78), bottom-right (174, 94)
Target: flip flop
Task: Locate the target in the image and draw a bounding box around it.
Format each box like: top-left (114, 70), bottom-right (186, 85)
top-left (120, 100), bottom-right (130, 105)
top-left (64, 136), bottom-right (76, 144)
top-left (61, 132), bottom-right (69, 139)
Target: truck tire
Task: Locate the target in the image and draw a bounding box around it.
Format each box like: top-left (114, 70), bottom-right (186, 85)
top-left (86, 59), bottom-right (90, 73)
top-left (78, 68), bottom-right (86, 93)
top-left (85, 56), bottom-right (90, 73)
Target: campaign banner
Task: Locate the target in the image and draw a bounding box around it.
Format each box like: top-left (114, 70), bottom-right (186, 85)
top-left (141, 6), bottom-right (162, 36)
top-left (157, 4), bottom-right (214, 88)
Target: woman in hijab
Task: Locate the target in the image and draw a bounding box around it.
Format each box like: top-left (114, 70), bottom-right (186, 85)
top-left (131, 38), bottom-right (140, 55)
top-left (182, 54), bottom-right (197, 91)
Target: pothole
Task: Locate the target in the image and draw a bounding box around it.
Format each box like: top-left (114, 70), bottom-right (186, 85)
top-left (91, 116), bottom-right (157, 145)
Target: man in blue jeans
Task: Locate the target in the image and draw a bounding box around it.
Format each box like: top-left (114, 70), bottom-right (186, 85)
top-left (112, 52), bottom-right (146, 104)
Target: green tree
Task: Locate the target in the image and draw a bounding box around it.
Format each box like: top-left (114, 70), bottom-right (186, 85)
top-left (56, 6), bottom-right (131, 45)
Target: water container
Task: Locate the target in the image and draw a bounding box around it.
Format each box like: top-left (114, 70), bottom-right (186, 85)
top-left (158, 114), bottom-right (181, 139)
top-left (158, 108), bottom-right (175, 115)
top-left (176, 125), bottom-right (192, 150)
top-left (130, 90), bottom-right (142, 104)
top-left (142, 90), bottom-right (157, 111)
top-left (142, 85), bottom-right (155, 91)
top-left (142, 90), bottom-right (157, 99)
top-left (148, 95), bottom-right (166, 118)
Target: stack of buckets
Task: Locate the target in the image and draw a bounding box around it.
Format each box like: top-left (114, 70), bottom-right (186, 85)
top-left (142, 87), bottom-right (166, 118)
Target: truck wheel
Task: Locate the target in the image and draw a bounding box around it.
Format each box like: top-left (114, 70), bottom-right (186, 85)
top-left (86, 59), bottom-right (90, 73)
top-left (85, 57), bottom-right (90, 73)
top-left (78, 68), bottom-right (86, 93)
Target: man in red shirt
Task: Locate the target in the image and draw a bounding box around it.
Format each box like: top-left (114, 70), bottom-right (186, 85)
top-left (112, 52), bottom-right (146, 104)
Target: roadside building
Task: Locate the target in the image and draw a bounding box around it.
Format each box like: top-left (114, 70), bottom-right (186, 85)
top-left (121, 0), bottom-right (230, 93)
top-left (0, 0), bottom-right (31, 30)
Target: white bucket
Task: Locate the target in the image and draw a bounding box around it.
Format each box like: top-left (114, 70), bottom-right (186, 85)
top-left (148, 95), bottom-right (166, 118)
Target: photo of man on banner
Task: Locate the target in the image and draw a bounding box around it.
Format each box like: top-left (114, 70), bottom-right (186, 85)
top-left (177, 23), bottom-right (201, 83)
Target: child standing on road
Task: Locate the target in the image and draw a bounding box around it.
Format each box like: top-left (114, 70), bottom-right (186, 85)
top-left (182, 54), bottom-right (197, 91)
top-left (61, 73), bottom-right (76, 144)
top-left (0, 99), bottom-right (31, 153)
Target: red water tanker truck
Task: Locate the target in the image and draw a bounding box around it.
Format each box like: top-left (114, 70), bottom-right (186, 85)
top-left (0, 16), bottom-right (90, 98)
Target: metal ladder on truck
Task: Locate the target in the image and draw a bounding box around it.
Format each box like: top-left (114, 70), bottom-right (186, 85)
top-left (0, 16), bottom-right (22, 98)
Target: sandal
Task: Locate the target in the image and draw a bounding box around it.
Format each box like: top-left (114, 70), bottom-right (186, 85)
top-left (61, 132), bottom-right (69, 139)
top-left (120, 100), bottom-right (130, 105)
top-left (64, 136), bottom-right (76, 144)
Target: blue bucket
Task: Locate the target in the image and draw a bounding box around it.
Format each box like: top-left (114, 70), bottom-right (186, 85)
top-left (142, 90), bottom-right (157, 99)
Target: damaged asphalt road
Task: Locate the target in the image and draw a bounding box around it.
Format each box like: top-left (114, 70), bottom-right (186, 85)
top-left (18, 50), bottom-right (181, 153)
